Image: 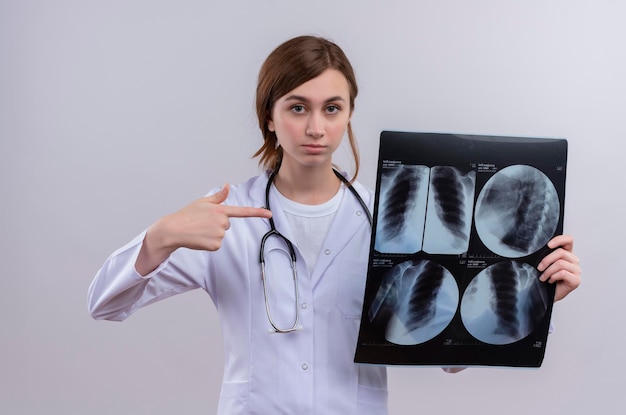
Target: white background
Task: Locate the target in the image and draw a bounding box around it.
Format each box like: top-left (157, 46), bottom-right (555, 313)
top-left (2, 1), bottom-right (624, 414)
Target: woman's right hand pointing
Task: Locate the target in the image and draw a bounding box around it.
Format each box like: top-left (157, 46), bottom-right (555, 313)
top-left (135, 184), bottom-right (272, 275)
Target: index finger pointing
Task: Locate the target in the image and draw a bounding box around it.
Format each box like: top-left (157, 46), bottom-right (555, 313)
top-left (223, 205), bottom-right (272, 219)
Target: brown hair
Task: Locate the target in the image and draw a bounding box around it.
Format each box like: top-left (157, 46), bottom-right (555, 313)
top-left (253, 35), bottom-right (360, 180)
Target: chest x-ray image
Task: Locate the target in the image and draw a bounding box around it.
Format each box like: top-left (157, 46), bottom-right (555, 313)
top-left (423, 166), bottom-right (476, 254)
top-left (474, 165), bottom-right (560, 258)
top-left (374, 165), bottom-right (429, 254)
top-left (368, 259), bottom-right (459, 345)
top-left (355, 131), bottom-right (567, 367)
top-left (374, 165), bottom-right (476, 255)
top-left (460, 261), bottom-right (549, 345)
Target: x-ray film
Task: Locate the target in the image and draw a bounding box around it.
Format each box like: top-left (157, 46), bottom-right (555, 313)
top-left (355, 131), bottom-right (567, 368)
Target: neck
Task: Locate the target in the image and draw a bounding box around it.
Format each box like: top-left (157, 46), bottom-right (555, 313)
top-left (274, 163), bottom-right (341, 205)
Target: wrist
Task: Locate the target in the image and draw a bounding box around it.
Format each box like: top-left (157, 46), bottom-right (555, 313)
top-left (135, 218), bottom-right (177, 276)
top-left (149, 215), bottom-right (179, 253)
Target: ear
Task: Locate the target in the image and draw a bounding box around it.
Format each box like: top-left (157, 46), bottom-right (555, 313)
top-left (268, 119), bottom-right (275, 132)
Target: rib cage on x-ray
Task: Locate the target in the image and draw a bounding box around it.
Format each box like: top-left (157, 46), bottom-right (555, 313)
top-left (475, 165), bottom-right (560, 258)
top-left (460, 261), bottom-right (549, 345)
top-left (423, 166), bottom-right (476, 254)
top-left (374, 165), bottom-right (428, 254)
top-left (374, 165), bottom-right (475, 255)
top-left (368, 259), bottom-right (458, 345)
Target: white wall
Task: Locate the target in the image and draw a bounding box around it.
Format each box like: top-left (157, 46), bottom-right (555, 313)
top-left (1, 1), bottom-right (623, 414)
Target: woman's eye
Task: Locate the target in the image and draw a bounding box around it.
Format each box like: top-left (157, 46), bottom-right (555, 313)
top-left (326, 105), bottom-right (340, 114)
top-left (291, 105), bottom-right (305, 113)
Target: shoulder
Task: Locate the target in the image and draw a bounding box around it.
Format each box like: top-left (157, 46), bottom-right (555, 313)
top-left (346, 179), bottom-right (375, 210)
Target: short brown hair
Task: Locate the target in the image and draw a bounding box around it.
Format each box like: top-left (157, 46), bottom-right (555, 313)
top-left (253, 35), bottom-right (360, 180)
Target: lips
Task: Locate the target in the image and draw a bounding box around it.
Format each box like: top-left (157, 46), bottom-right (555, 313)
top-left (303, 144), bottom-right (326, 154)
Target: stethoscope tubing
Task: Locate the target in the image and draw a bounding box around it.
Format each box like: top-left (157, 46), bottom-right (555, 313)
top-left (259, 168), bottom-right (372, 333)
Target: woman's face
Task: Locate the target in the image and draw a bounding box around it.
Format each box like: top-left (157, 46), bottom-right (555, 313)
top-left (268, 69), bottom-right (352, 171)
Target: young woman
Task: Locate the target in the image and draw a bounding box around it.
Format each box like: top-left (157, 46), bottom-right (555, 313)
top-left (88, 35), bottom-right (581, 414)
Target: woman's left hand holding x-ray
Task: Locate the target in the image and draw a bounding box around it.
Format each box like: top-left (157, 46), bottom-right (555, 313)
top-left (443, 233), bottom-right (580, 375)
top-left (537, 234), bottom-right (581, 302)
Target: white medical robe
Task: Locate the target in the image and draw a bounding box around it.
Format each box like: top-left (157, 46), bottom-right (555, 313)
top-left (88, 172), bottom-right (388, 414)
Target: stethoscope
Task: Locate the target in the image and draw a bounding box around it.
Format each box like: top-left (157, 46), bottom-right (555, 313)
top-left (260, 168), bottom-right (372, 333)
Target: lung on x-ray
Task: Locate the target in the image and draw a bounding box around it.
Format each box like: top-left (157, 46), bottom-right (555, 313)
top-left (355, 131), bottom-right (567, 368)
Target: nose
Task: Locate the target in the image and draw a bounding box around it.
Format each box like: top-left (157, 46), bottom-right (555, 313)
top-left (305, 113), bottom-right (325, 138)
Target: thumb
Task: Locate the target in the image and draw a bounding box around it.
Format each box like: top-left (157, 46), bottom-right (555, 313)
top-left (207, 183), bottom-right (230, 204)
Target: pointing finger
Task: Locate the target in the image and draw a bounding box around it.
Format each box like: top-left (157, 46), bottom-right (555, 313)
top-left (203, 184), bottom-right (271, 219)
top-left (224, 205), bottom-right (272, 219)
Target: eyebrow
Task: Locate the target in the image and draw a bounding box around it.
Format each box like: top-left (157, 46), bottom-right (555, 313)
top-left (283, 94), bottom-right (346, 104)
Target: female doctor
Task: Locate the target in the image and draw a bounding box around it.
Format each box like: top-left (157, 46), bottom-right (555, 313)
top-left (88, 35), bottom-right (581, 414)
